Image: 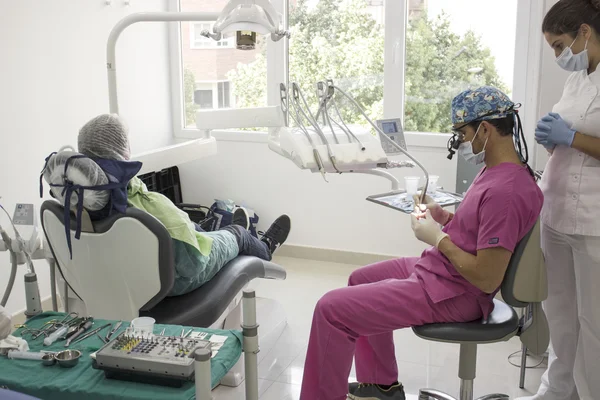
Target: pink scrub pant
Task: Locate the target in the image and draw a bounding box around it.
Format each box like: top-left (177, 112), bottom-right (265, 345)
top-left (299, 257), bottom-right (484, 400)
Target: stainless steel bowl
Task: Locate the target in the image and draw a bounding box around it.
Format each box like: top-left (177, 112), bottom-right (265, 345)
top-left (54, 350), bottom-right (82, 368)
top-left (41, 353), bottom-right (56, 366)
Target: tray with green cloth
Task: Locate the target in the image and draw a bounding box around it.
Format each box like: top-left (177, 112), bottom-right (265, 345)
top-left (0, 312), bottom-right (243, 400)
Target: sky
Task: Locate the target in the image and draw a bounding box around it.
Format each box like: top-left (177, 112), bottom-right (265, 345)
top-left (305, 0), bottom-right (519, 90)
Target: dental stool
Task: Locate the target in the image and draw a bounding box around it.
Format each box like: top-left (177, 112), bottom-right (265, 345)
top-left (41, 200), bottom-right (288, 386)
top-left (412, 220), bottom-right (549, 400)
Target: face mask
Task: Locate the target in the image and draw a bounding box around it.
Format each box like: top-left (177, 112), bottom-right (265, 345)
top-left (458, 124), bottom-right (488, 165)
top-left (556, 34), bottom-right (589, 72)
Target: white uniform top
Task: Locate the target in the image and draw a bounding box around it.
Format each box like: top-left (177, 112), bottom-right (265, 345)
top-left (540, 70), bottom-right (600, 236)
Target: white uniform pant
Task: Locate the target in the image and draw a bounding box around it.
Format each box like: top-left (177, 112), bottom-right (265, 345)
top-left (536, 224), bottom-right (600, 400)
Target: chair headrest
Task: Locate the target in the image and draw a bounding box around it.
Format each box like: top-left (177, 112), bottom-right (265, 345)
top-left (42, 151), bottom-right (111, 211)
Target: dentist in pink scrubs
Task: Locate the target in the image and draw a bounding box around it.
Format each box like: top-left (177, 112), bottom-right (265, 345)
top-left (299, 86), bottom-right (543, 400)
top-left (517, 1), bottom-right (600, 399)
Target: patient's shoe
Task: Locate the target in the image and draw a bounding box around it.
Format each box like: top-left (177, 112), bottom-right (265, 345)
top-left (347, 382), bottom-right (405, 400)
top-left (261, 215), bottom-right (291, 253)
top-left (232, 207), bottom-right (250, 230)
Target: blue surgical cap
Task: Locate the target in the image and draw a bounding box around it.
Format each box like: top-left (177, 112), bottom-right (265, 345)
top-left (451, 86), bottom-right (515, 125)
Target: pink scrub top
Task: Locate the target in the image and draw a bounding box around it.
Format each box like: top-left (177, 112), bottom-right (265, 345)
top-left (415, 162), bottom-right (544, 317)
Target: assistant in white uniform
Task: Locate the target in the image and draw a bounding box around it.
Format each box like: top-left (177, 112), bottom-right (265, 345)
top-left (518, 2), bottom-right (600, 400)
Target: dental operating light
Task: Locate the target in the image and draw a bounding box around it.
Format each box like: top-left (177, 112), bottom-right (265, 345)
top-left (202, 0), bottom-right (290, 50)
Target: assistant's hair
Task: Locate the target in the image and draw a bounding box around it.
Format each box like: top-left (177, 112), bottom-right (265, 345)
top-left (542, 0), bottom-right (600, 37)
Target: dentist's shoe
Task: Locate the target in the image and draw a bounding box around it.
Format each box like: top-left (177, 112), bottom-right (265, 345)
top-left (347, 382), bottom-right (405, 400)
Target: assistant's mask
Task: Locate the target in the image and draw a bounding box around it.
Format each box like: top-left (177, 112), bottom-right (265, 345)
top-left (458, 124), bottom-right (488, 165)
top-left (556, 34), bottom-right (589, 72)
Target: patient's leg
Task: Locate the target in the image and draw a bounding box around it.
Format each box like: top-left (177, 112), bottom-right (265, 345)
top-left (222, 225), bottom-right (272, 260)
top-left (221, 215), bottom-right (291, 261)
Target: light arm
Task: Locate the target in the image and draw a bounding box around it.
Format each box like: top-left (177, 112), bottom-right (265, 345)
top-left (107, 12), bottom-right (222, 114)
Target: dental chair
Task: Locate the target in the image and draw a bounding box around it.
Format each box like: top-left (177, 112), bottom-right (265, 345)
top-left (412, 220), bottom-right (549, 400)
top-left (40, 198), bottom-right (288, 387)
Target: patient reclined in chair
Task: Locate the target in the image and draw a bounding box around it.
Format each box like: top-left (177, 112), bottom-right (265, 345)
top-left (45, 113), bottom-right (291, 297)
top-left (81, 114), bottom-right (291, 296)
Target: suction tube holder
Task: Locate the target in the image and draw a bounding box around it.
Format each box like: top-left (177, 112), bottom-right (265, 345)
top-left (278, 79), bottom-right (430, 203)
top-left (321, 81), bottom-right (430, 204)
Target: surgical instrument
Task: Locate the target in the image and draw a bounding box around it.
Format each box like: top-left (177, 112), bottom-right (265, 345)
top-left (29, 312), bottom-right (78, 340)
top-left (160, 328), bottom-right (166, 336)
top-left (183, 329), bottom-right (193, 338)
top-left (41, 313), bottom-right (80, 345)
top-left (97, 333), bottom-right (108, 344)
top-left (70, 323), bottom-right (111, 346)
top-left (65, 319), bottom-right (94, 347)
top-left (105, 321), bottom-right (123, 342)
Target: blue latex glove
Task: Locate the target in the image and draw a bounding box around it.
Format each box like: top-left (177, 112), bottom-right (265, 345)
top-left (535, 112), bottom-right (576, 147)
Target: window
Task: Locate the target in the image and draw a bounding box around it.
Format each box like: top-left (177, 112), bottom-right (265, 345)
top-left (171, 0), bottom-right (532, 139)
top-left (175, 0), bottom-right (278, 131)
top-left (400, 0), bottom-right (519, 133)
top-left (288, 0), bottom-right (386, 127)
top-left (194, 89), bottom-right (213, 109)
top-left (190, 22), bottom-right (234, 49)
top-left (218, 81), bottom-right (231, 108)
top-left (192, 81), bottom-right (232, 109)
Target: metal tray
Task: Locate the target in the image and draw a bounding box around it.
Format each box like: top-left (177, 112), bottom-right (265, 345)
top-left (366, 189), bottom-right (463, 214)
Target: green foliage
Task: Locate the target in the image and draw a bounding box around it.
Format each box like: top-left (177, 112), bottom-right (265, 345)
top-left (403, 12), bottom-right (508, 132)
top-left (227, 0), bottom-right (507, 133)
top-left (184, 67), bottom-right (197, 126)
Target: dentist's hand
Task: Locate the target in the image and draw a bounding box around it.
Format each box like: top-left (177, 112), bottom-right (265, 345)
top-left (411, 210), bottom-right (449, 248)
top-left (413, 194), bottom-right (451, 225)
top-left (535, 112), bottom-right (575, 148)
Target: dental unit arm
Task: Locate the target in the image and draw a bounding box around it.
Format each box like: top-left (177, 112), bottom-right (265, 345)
top-left (0, 203), bottom-right (57, 318)
top-left (270, 80), bottom-right (430, 203)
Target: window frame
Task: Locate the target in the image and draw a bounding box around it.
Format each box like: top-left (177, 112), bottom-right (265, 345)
top-left (169, 0), bottom-right (285, 139)
top-left (189, 21), bottom-right (235, 49)
top-left (169, 0), bottom-right (540, 153)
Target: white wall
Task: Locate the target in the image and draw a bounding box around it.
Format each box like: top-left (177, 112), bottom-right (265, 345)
top-left (534, 0), bottom-right (571, 170)
top-left (179, 138), bottom-right (455, 258)
top-left (0, 0), bottom-right (173, 315)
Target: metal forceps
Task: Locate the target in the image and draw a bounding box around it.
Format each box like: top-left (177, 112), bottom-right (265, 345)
top-left (30, 312), bottom-right (79, 339)
top-left (105, 321), bottom-right (123, 342)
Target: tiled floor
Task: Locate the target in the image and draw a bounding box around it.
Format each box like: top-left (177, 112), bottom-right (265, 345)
top-left (211, 256), bottom-right (548, 399)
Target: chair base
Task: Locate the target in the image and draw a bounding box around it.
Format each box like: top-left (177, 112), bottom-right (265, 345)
top-left (219, 296), bottom-right (287, 387)
top-left (418, 389), bottom-right (509, 400)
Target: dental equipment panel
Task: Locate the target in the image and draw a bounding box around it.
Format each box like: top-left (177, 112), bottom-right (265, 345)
top-left (376, 118), bottom-right (407, 154)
